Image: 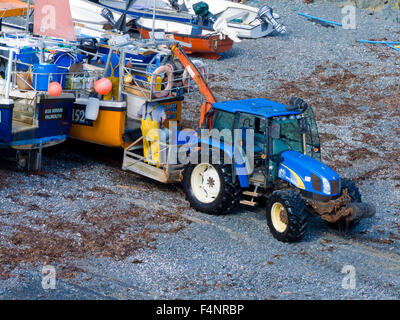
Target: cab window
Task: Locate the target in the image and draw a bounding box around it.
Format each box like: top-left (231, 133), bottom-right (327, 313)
top-left (213, 110), bottom-right (235, 131)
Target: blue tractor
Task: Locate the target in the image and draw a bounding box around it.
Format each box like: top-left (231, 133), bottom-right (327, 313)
top-left (120, 44), bottom-right (375, 243)
top-left (182, 97), bottom-right (376, 242)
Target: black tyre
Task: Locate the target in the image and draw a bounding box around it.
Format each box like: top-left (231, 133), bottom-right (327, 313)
top-left (329, 178), bottom-right (362, 230)
top-left (266, 190), bottom-right (308, 242)
top-left (341, 178), bottom-right (362, 203)
top-left (182, 160), bottom-right (241, 215)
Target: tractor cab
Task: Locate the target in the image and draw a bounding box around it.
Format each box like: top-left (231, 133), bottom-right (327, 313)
top-left (208, 97), bottom-right (322, 186)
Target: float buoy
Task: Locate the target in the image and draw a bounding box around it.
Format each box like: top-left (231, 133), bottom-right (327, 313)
top-left (48, 82), bottom-right (62, 97)
top-left (95, 77), bottom-right (112, 95)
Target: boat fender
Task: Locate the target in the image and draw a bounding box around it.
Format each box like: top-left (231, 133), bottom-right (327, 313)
top-left (85, 97), bottom-right (100, 121)
top-left (151, 64), bottom-right (174, 98)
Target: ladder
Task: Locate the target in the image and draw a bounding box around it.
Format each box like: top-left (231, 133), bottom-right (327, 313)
top-left (240, 185), bottom-right (262, 207)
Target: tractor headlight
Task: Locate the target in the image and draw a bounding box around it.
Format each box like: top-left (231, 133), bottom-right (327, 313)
top-left (322, 177), bottom-right (331, 195)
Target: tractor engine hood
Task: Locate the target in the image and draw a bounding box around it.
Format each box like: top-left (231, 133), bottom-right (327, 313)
top-left (277, 151), bottom-right (341, 198)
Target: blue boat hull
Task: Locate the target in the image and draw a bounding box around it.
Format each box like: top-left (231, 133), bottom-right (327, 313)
top-left (0, 96), bottom-right (74, 150)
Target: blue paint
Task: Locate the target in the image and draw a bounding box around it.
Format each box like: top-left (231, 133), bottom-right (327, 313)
top-left (358, 40), bottom-right (400, 45)
top-left (386, 44), bottom-right (400, 53)
top-left (213, 98), bottom-right (301, 118)
top-left (278, 150), bottom-right (341, 196)
top-left (8, 135), bottom-right (68, 147)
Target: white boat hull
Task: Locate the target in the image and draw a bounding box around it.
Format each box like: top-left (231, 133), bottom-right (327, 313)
top-left (99, 0), bottom-right (277, 39)
top-left (186, 0), bottom-right (277, 38)
top-left (69, 0), bottom-right (123, 39)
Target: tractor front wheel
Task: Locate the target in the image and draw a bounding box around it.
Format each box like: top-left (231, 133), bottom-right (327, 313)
top-left (266, 190), bottom-right (308, 242)
top-left (328, 178), bottom-right (362, 230)
top-left (182, 162), bottom-right (240, 215)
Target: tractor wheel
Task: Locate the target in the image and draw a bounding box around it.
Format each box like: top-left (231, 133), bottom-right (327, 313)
top-left (266, 190), bottom-right (308, 242)
top-left (341, 178), bottom-right (362, 203)
top-left (329, 178), bottom-right (362, 230)
top-left (182, 161), bottom-right (241, 215)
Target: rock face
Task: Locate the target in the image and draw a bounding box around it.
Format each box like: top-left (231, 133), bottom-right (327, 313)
top-left (326, 0), bottom-right (400, 22)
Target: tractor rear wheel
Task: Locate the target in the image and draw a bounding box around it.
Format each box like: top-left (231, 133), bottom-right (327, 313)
top-left (182, 161), bottom-right (240, 215)
top-left (266, 190), bottom-right (308, 242)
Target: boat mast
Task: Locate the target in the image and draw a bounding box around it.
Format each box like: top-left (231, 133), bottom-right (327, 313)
top-left (25, 0), bottom-right (31, 34)
top-left (151, 0), bottom-right (155, 43)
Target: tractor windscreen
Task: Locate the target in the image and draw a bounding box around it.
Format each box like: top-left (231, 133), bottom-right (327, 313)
top-left (272, 116), bottom-right (303, 155)
top-left (271, 114), bottom-right (321, 161)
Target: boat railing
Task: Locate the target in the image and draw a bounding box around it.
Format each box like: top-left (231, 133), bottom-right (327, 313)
top-left (121, 62), bottom-right (207, 102)
top-left (11, 69), bottom-right (104, 93)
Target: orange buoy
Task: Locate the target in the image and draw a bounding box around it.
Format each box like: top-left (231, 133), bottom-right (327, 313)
top-left (48, 82), bottom-right (62, 97)
top-left (95, 78), bottom-right (112, 95)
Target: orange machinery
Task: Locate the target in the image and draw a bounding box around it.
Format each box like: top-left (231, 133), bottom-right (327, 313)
top-left (0, 0), bottom-right (31, 18)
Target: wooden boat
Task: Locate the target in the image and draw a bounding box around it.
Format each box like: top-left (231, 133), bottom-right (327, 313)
top-left (135, 20), bottom-right (233, 59)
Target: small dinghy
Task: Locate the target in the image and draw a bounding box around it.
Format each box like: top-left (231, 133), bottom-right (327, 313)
top-left (186, 0), bottom-right (286, 38)
top-left (97, 0), bottom-right (237, 59)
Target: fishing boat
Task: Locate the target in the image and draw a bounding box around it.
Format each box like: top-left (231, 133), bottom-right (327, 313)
top-left (96, 0), bottom-right (236, 59)
top-left (134, 19), bottom-right (233, 59)
top-left (97, 0), bottom-right (285, 39)
top-left (0, 0), bottom-right (100, 170)
top-left (69, 37), bottom-right (192, 148)
top-left (0, 40), bottom-right (77, 171)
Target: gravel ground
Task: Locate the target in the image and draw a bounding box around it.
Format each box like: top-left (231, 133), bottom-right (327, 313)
top-left (0, 0), bottom-right (399, 299)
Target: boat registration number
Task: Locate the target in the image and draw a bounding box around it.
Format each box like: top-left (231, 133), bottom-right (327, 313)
top-left (41, 106), bottom-right (68, 121)
top-left (72, 105), bottom-right (93, 126)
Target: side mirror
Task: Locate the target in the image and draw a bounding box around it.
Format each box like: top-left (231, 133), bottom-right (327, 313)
top-left (271, 122), bottom-right (280, 139)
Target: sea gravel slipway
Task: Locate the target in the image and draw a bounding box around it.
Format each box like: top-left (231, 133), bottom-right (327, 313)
top-left (0, 0), bottom-right (399, 299)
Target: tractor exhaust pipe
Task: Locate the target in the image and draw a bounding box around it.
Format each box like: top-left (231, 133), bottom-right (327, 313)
top-left (346, 202), bottom-right (376, 222)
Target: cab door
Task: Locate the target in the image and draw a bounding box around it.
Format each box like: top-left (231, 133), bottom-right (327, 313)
top-left (303, 106), bottom-right (321, 161)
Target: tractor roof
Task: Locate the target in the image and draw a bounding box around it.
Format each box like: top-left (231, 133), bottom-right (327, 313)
top-left (212, 98), bottom-right (301, 118)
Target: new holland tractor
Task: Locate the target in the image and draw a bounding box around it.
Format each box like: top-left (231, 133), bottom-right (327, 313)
top-left (121, 44), bottom-right (375, 243)
top-left (182, 96), bottom-right (376, 242)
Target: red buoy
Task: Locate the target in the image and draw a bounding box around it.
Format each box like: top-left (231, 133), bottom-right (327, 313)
top-left (95, 78), bottom-right (112, 95)
top-left (48, 82), bottom-right (62, 97)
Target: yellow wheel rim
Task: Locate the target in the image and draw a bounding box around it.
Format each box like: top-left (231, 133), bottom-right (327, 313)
top-left (271, 202), bottom-right (288, 233)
